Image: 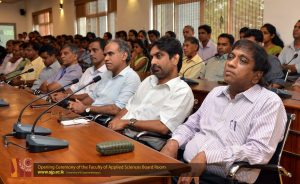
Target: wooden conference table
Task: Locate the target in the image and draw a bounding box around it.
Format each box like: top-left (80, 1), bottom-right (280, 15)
top-left (0, 84), bottom-right (188, 184)
top-left (191, 79), bottom-right (300, 184)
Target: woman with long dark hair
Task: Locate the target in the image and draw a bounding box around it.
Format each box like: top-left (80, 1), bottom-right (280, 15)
top-left (129, 39), bottom-right (150, 72)
top-left (261, 23), bottom-right (284, 56)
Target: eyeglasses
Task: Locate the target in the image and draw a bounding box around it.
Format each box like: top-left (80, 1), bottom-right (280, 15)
top-left (2, 133), bottom-right (27, 150)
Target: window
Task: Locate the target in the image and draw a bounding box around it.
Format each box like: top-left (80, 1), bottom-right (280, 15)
top-left (32, 8), bottom-right (53, 36)
top-left (75, 0), bottom-right (116, 37)
top-left (153, 0), bottom-right (264, 43)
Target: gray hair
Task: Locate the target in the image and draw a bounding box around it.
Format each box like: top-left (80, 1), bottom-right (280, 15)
top-left (109, 39), bottom-right (131, 63)
top-left (62, 43), bottom-right (79, 56)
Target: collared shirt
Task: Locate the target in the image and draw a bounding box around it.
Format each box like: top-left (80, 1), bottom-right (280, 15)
top-left (31, 60), bottom-right (61, 90)
top-left (204, 54), bottom-right (227, 81)
top-left (179, 54), bottom-right (205, 79)
top-left (0, 56), bottom-right (22, 75)
top-left (91, 66), bottom-right (141, 109)
top-left (171, 85), bottom-right (287, 183)
top-left (264, 55), bottom-right (285, 86)
top-left (70, 64), bottom-right (107, 95)
top-left (198, 39), bottom-right (217, 61)
top-left (278, 42), bottom-right (300, 73)
top-left (5, 58), bottom-right (30, 79)
top-left (122, 75), bottom-right (194, 150)
top-left (0, 53), bottom-right (13, 74)
top-left (47, 63), bottom-right (82, 88)
top-left (21, 56), bottom-right (45, 81)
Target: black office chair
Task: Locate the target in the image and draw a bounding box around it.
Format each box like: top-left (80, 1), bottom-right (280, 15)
top-left (133, 131), bottom-right (171, 150)
top-left (227, 113), bottom-right (295, 184)
top-left (92, 114), bottom-right (113, 126)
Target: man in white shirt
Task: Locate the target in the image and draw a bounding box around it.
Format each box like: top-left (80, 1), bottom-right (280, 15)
top-left (51, 38), bottom-right (107, 101)
top-left (197, 24), bottom-right (217, 61)
top-left (108, 36), bottom-right (194, 150)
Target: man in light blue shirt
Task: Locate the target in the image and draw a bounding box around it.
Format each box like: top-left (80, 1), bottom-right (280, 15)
top-left (32, 45), bottom-right (61, 90)
top-left (39, 44), bottom-right (82, 93)
top-left (69, 39), bottom-right (141, 115)
top-left (197, 24), bottom-right (217, 61)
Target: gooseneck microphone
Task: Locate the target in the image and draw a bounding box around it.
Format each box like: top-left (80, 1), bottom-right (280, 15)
top-left (3, 66), bottom-right (25, 77)
top-left (286, 53), bottom-right (298, 65)
top-left (26, 76), bottom-right (101, 152)
top-left (181, 54), bottom-right (218, 85)
top-left (5, 68), bottom-right (34, 83)
top-left (12, 78), bottom-right (79, 139)
top-left (284, 53), bottom-right (299, 82)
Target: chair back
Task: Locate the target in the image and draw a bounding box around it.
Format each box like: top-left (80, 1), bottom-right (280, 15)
top-left (254, 113), bottom-right (295, 184)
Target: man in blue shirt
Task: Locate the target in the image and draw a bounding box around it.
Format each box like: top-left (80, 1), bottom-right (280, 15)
top-left (39, 44), bottom-right (82, 93)
top-left (68, 39), bottom-right (141, 116)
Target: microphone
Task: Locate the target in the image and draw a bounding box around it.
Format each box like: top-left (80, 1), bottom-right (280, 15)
top-left (5, 68), bottom-right (34, 83)
top-left (181, 54), bottom-right (218, 85)
top-left (286, 53), bottom-right (298, 65)
top-left (12, 78), bottom-right (79, 139)
top-left (3, 66), bottom-right (25, 77)
top-left (26, 76), bottom-right (101, 152)
top-left (283, 53), bottom-right (299, 82)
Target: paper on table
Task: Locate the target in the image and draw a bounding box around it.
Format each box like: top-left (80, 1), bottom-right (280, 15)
top-left (61, 118), bottom-right (90, 126)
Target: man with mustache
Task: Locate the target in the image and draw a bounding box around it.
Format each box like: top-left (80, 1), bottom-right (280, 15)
top-left (108, 36), bottom-right (194, 150)
top-left (161, 40), bottom-right (286, 184)
top-left (68, 39), bottom-right (140, 116)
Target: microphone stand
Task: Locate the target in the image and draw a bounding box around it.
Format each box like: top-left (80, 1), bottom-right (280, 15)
top-left (12, 79), bottom-right (79, 139)
top-left (181, 54), bottom-right (217, 85)
top-left (5, 68), bottom-right (34, 83)
top-left (26, 76), bottom-right (101, 152)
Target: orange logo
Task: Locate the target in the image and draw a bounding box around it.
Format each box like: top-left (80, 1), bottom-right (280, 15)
top-left (11, 158), bottom-right (32, 177)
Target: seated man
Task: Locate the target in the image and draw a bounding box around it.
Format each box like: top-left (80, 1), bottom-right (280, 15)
top-left (244, 29), bottom-right (285, 88)
top-left (161, 40), bottom-right (287, 184)
top-left (51, 38), bottom-right (107, 101)
top-left (108, 36), bottom-right (194, 150)
top-left (197, 24), bottom-right (217, 61)
top-left (39, 44), bottom-right (82, 93)
top-left (279, 20), bottom-right (300, 75)
top-left (179, 37), bottom-right (205, 79)
top-left (68, 39), bottom-right (141, 116)
top-left (11, 41), bottom-right (45, 87)
top-left (204, 33), bottom-right (234, 82)
top-left (31, 44), bottom-right (61, 91)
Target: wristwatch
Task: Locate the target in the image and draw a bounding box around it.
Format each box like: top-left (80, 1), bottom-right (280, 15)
top-left (128, 118), bottom-right (137, 127)
top-left (85, 107), bottom-right (91, 113)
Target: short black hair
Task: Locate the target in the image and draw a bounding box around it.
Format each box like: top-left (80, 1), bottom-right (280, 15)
top-left (104, 32), bottom-right (112, 40)
top-left (39, 44), bottom-right (58, 56)
top-left (152, 36), bottom-right (183, 72)
top-left (244, 29), bottom-right (264, 43)
top-left (239, 27), bottom-right (249, 34)
top-left (232, 39), bottom-right (269, 86)
top-left (184, 36), bottom-right (200, 51)
top-left (218, 33), bottom-right (235, 46)
top-left (129, 29), bottom-right (138, 37)
top-left (90, 37), bottom-right (106, 50)
top-left (165, 31), bottom-right (176, 38)
top-left (198, 24), bottom-right (212, 34)
top-left (25, 41), bottom-right (41, 52)
top-left (148, 30), bottom-right (160, 38)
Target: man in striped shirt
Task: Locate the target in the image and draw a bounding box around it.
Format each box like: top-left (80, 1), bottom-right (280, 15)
top-left (161, 39), bottom-right (287, 184)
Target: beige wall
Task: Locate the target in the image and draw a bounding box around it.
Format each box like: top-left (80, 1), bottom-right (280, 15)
top-left (0, 0), bottom-right (27, 35)
top-left (264, 0), bottom-right (300, 45)
top-left (116, 0), bottom-right (151, 32)
top-left (25, 0), bottom-right (75, 36)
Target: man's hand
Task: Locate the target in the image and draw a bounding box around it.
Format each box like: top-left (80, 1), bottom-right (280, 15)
top-left (160, 139), bottom-right (179, 159)
top-left (51, 92), bottom-right (68, 102)
top-left (177, 152), bottom-right (207, 184)
top-left (108, 119), bottom-right (129, 131)
top-left (68, 99), bottom-right (87, 114)
top-left (282, 64), bottom-right (297, 73)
